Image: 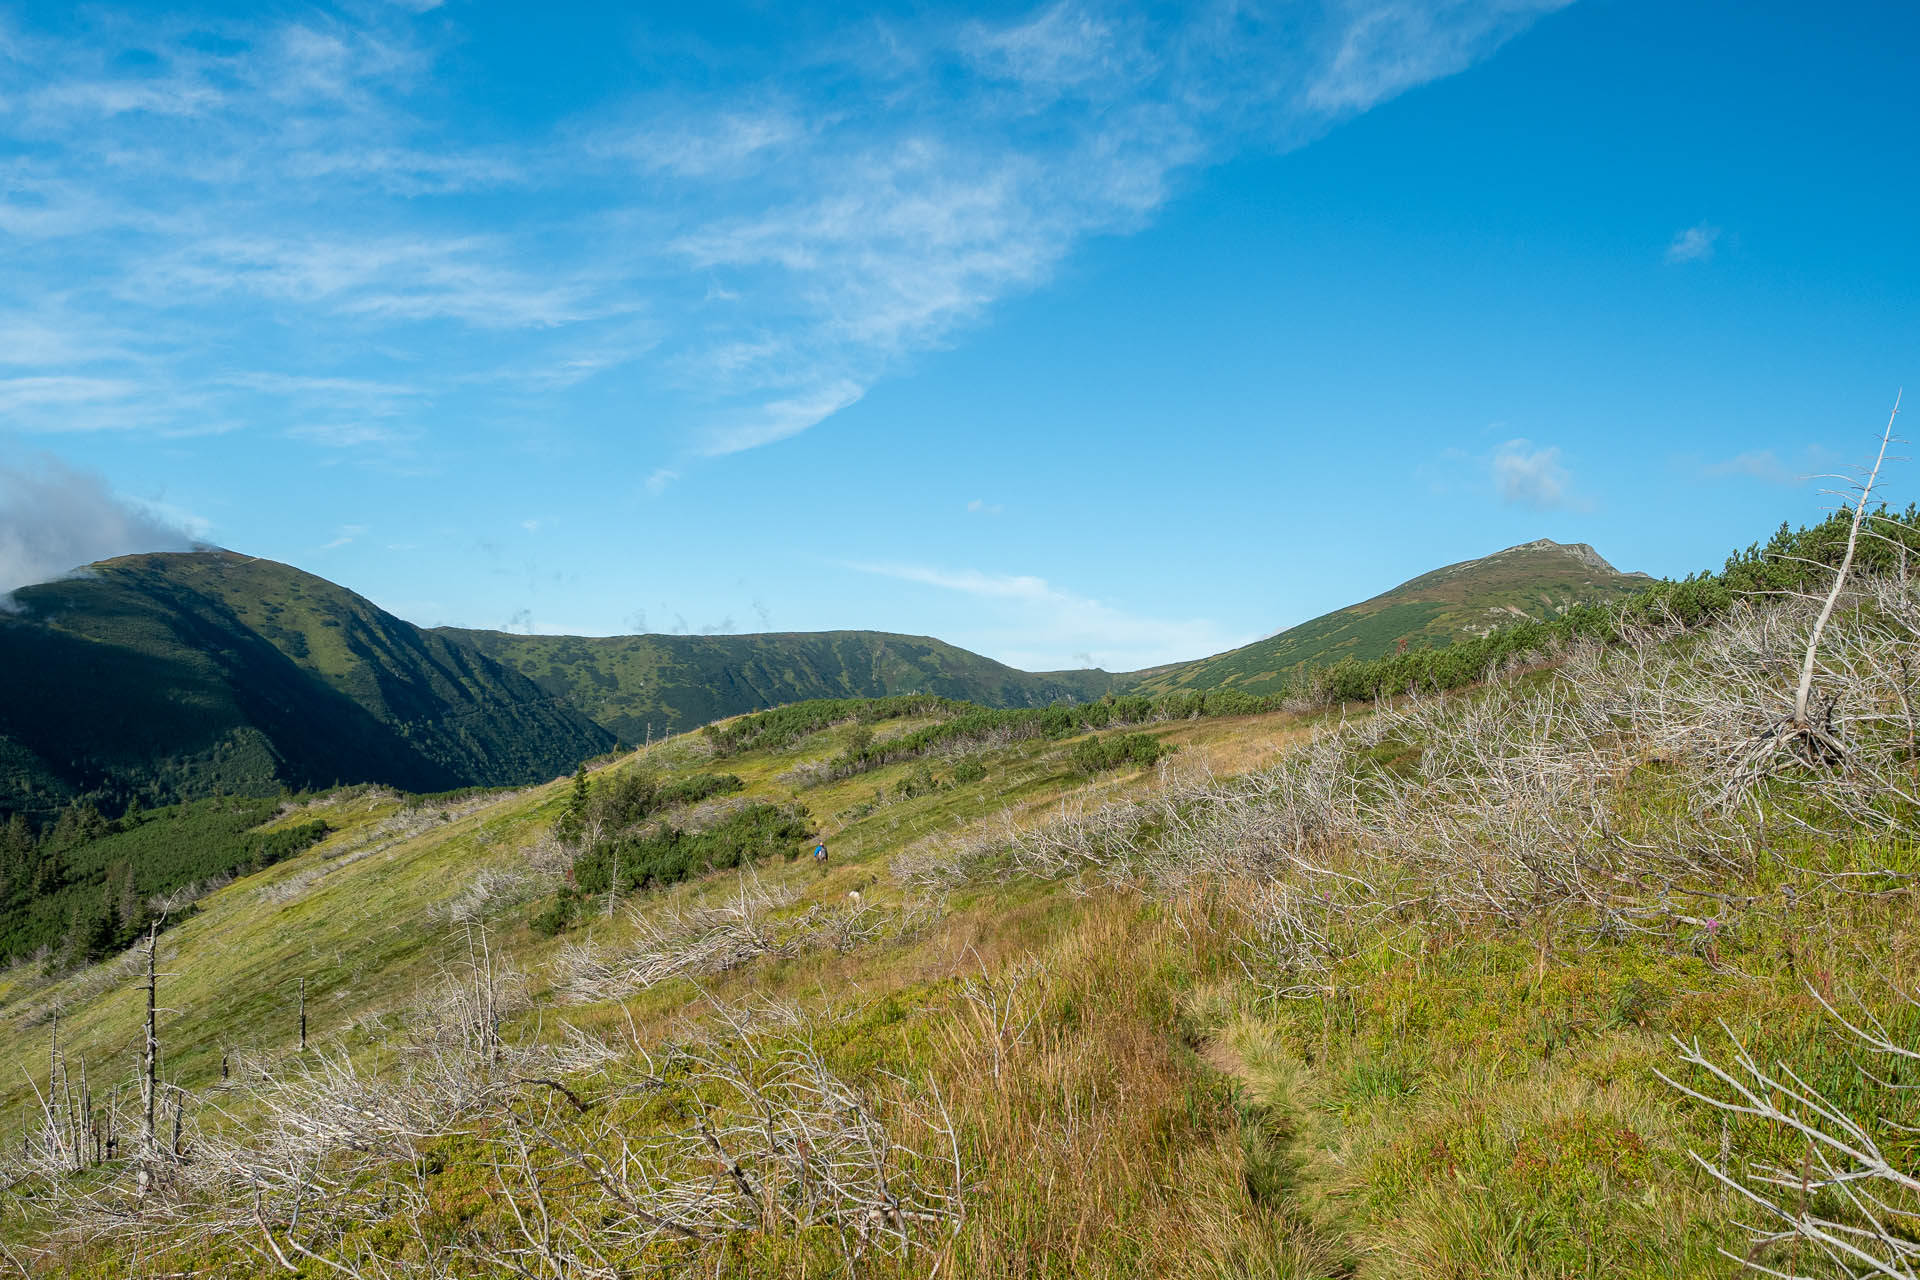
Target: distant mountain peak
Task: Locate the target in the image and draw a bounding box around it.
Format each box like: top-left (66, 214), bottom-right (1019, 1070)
top-left (1496, 539), bottom-right (1635, 576)
top-left (1404, 538), bottom-right (1646, 593)
top-left (1129, 536), bottom-right (1652, 698)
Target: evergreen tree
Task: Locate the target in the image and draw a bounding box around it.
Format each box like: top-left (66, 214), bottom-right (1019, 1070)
top-left (51, 900), bottom-right (117, 971)
top-left (557, 764), bottom-right (590, 845)
top-left (0, 814), bottom-right (35, 898)
top-left (80, 905), bottom-right (117, 965)
top-left (106, 860), bottom-right (142, 937)
top-left (1, 813), bottom-right (33, 860)
top-left (31, 847), bottom-right (69, 898)
top-left (49, 801), bottom-right (108, 852)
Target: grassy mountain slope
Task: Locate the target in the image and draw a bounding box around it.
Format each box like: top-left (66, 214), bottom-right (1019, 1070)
top-left (0, 537), bottom-right (1643, 819)
top-left (1130, 538), bottom-right (1652, 696)
top-left (0, 552), bottom-right (614, 815)
top-left (438, 627), bottom-right (1121, 741)
top-left (6, 564), bottom-right (1918, 1278)
top-left (0, 794), bottom-right (330, 965)
top-left (443, 540), bottom-right (1652, 732)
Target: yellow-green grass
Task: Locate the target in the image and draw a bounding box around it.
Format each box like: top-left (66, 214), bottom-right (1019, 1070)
top-left (6, 690), bottom-right (1918, 1278)
top-left (0, 715), bottom-right (1231, 1129)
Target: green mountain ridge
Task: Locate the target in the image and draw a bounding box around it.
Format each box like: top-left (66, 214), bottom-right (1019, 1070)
top-left (437, 627), bottom-right (1121, 742)
top-left (1130, 538), bottom-right (1652, 696)
top-left (0, 538), bottom-right (1646, 815)
top-left (0, 551), bottom-right (616, 816)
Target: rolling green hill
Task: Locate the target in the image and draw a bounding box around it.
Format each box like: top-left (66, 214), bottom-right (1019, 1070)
top-left (0, 551), bottom-right (615, 816)
top-left (0, 551), bottom-right (1118, 817)
top-left (0, 538), bottom-right (1644, 819)
top-left (1129, 538), bottom-right (1651, 696)
top-left (439, 628), bottom-right (1121, 741)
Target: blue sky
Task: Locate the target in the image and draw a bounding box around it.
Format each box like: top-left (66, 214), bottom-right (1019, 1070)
top-left (1, 0), bottom-right (1914, 671)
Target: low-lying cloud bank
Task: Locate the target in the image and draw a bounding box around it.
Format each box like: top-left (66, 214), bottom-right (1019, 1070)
top-left (0, 454), bottom-right (198, 600)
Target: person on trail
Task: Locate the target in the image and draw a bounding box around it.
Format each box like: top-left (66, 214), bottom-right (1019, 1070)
top-left (811, 842), bottom-right (828, 871)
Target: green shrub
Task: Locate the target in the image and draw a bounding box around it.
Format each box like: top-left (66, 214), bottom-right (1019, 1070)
top-left (706, 695), bottom-right (958, 756)
top-left (529, 887), bottom-right (582, 937)
top-left (895, 763), bottom-right (942, 799)
top-left (250, 820), bottom-right (330, 872)
top-left (572, 802), bottom-right (813, 896)
top-left (561, 769), bottom-right (746, 845)
top-left (1070, 733), bottom-right (1171, 775)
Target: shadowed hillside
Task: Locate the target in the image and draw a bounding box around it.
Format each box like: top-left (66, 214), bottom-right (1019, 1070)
top-left (0, 551), bottom-right (615, 815)
top-left (0, 539), bottom-right (1649, 817)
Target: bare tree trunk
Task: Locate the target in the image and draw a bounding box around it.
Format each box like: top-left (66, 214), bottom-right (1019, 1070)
top-left (137, 923), bottom-right (158, 1196)
top-left (78, 1057), bottom-right (92, 1168)
top-left (45, 1015), bottom-right (70, 1170)
top-left (1792, 392), bottom-right (1900, 730)
top-left (463, 923), bottom-right (502, 1062)
top-left (61, 1049), bottom-right (77, 1173)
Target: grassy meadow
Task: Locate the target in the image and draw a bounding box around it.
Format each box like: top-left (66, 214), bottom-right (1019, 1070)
top-left (2, 580), bottom-right (1918, 1278)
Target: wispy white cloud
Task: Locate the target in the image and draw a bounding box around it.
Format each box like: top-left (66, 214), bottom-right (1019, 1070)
top-left (278, 144), bottom-right (524, 196)
top-left (0, 1), bottom-right (1567, 469)
top-left (126, 496), bottom-right (213, 542)
top-left (478, 323), bottom-right (660, 392)
top-left (701, 381), bottom-right (866, 457)
top-left (1701, 447), bottom-right (1827, 486)
top-left (1306, 0), bottom-right (1574, 113)
top-left (0, 308), bottom-right (138, 366)
top-left (856, 564), bottom-right (1059, 602)
top-left (1665, 221), bottom-right (1720, 264)
top-left (319, 522), bottom-right (368, 550)
top-left (961, 2), bottom-right (1154, 97)
top-left (1492, 437), bottom-right (1584, 510)
top-left (133, 233), bottom-right (621, 330)
top-left (847, 560), bottom-right (1246, 670)
top-left (643, 467), bottom-right (678, 497)
top-left (0, 375), bottom-right (139, 412)
top-left (588, 103), bottom-right (806, 179)
top-left (0, 453), bottom-right (199, 594)
top-left (221, 372), bottom-right (422, 398)
top-left (286, 422), bottom-right (414, 449)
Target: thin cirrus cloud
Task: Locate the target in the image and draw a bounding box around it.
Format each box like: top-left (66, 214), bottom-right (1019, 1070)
top-left (286, 423), bottom-right (417, 450)
top-left (846, 560), bottom-right (1248, 671)
top-left (1665, 221), bottom-right (1721, 264)
top-left (320, 523), bottom-right (368, 551)
top-left (0, 1), bottom-right (1570, 467)
top-left (1700, 447), bottom-right (1827, 486)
